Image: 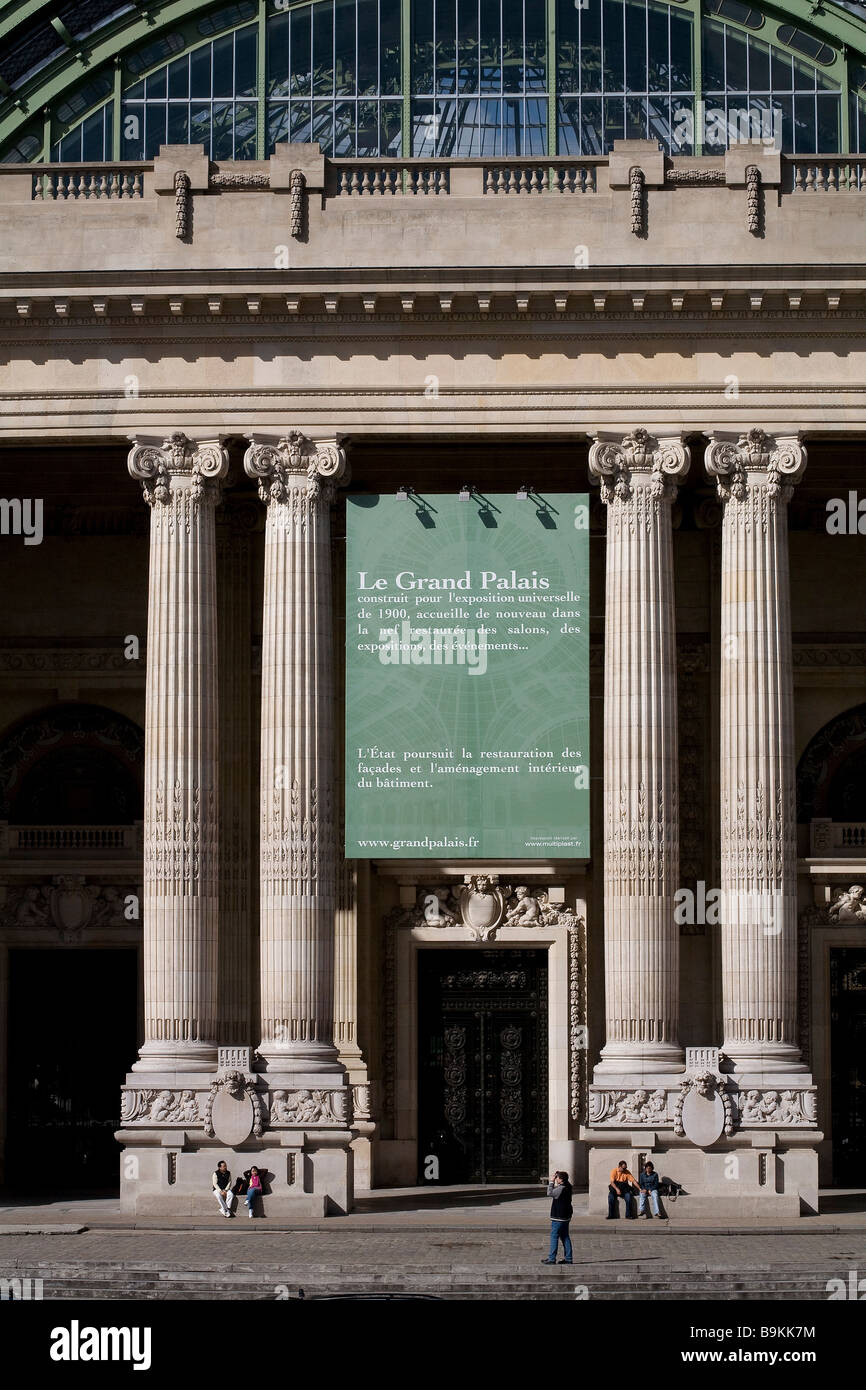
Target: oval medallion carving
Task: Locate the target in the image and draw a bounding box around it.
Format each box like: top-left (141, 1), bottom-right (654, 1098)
top-left (211, 1088), bottom-right (254, 1146)
top-left (681, 1088), bottom-right (725, 1147)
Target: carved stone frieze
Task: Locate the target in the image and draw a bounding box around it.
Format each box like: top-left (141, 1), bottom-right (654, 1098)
top-left (209, 164), bottom-right (270, 189)
top-left (269, 1087), bottom-right (351, 1127)
top-left (587, 1070), bottom-right (816, 1135)
top-left (737, 1087), bottom-right (818, 1126)
top-left (1, 878), bottom-right (136, 938)
top-left (120, 1088), bottom-right (202, 1125)
top-left (588, 1086), bottom-right (670, 1126)
top-left (402, 879), bottom-right (580, 941)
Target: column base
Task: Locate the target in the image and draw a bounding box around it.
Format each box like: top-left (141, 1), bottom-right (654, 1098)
top-left (593, 1043), bottom-right (685, 1081)
top-left (257, 1044), bottom-right (346, 1081)
top-left (721, 1044), bottom-right (811, 1081)
top-left (132, 1041), bottom-right (219, 1075)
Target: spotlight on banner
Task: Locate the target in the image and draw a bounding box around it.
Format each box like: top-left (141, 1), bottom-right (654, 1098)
top-left (458, 484), bottom-right (474, 501)
top-left (516, 484), bottom-right (532, 500)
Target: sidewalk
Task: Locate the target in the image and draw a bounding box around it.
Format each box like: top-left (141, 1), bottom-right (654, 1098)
top-left (1, 1186), bottom-right (866, 1234)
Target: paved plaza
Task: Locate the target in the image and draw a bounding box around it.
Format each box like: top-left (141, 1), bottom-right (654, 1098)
top-left (1, 1188), bottom-right (865, 1300)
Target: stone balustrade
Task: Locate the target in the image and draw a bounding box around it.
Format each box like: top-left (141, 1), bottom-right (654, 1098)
top-left (809, 818), bottom-right (866, 855)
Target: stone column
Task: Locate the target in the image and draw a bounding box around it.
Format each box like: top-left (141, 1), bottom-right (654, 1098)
top-left (705, 429), bottom-right (808, 1075)
top-left (215, 502), bottom-right (256, 1044)
top-left (127, 432), bottom-right (228, 1071)
top-left (244, 432), bottom-right (347, 1080)
top-left (589, 429), bottom-right (689, 1077)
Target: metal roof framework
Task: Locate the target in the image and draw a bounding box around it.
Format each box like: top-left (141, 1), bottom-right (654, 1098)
top-left (3, 0), bottom-right (866, 159)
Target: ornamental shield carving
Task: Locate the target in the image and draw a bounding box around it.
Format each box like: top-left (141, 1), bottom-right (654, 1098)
top-left (681, 1087), bottom-right (725, 1147)
top-left (457, 875), bottom-right (506, 940)
top-left (49, 876), bottom-right (94, 936)
top-left (211, 1088), bottom-right (255, 1146)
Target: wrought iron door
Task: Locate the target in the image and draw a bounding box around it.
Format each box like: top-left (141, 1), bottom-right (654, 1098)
top-left (417, 949), bottom-right (548, 1184)
top-left (830, 947), bottom-right (866, 1185)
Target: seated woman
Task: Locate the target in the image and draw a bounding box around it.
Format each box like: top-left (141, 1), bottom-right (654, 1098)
top-left (244, 1166), bottom-right (262, 1218)
top-left (212, 1160), bottom-right (235, 1218)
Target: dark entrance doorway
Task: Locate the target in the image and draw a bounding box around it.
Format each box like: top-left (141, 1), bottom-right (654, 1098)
top-left (417, 948), bottom-right (548, 1184)
top-left (6, 949), bottom-right (138, 1190)
top-left (830, 946), bottom-right (866, 1185)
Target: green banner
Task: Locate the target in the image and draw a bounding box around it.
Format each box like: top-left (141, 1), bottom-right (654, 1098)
top-left (345, 492), bottom-right (590, 859)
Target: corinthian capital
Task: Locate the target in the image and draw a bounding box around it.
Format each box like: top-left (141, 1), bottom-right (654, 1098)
top-left (128, 432), bottom-right (229, 506)
top-left (588, 429), bottom-right (690, 503)
top-left (243, 432), bottom-right (348, 506)
top-left (704, 429), bottom-right (806, 502)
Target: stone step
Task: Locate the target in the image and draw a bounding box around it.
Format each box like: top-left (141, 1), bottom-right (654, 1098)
top-left (11, 1262), bottom-right (844, 1301)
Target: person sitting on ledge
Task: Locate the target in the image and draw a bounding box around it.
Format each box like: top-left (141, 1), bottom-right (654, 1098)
top-left (244, 1166), bottom-right (262, 1219)
top-left (607, 1159), bottom-right (639, 1219)
top-left (638, 1161), bottom-right (663, 1219)
top-left (212, 1160), bottom-right (235, 1218)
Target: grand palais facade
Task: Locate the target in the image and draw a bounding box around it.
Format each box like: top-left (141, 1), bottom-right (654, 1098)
top-left (1, 0), bottom-right (866, 1217)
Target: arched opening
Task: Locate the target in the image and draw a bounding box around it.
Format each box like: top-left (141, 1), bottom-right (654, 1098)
top-left (0, 702), bottom-right (144, 826)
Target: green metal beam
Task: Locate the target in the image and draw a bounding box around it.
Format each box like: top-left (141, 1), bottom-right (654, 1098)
top-left (547, 0), bottom-right (556, 156)
top-left (400, 0), bottom-right (410, 157)
top-left (256, 0), bottom-right (266, 158)
top-left (0, 0), bottom-right (222, 149)
top-left (49, 15), bottom-right (75, 47)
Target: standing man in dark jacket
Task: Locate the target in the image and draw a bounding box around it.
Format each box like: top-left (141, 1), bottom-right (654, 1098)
top-left (541, 1171), bottom-right (573, 1264)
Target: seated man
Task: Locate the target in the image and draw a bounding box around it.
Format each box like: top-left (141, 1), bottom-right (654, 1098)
top-left (607, 1159), bottom-right (639, 1219)
top-left (638, 1161), bottom-right (663, 1218)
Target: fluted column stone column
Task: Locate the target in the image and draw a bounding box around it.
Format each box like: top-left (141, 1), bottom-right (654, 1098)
top-left (216, 502), bottom-right (256, 1044)
top-left (705, 429), bottom-right (808, 1076)
top-left (589, 428), bottom-right (689, 1078)
top-left (244, 432), bottom-right (347, 1081)
top-left (128, 431), bottom-right (228, 1072)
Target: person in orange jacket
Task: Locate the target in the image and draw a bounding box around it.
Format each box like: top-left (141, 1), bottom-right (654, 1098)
top-left (607, 1159), bottom-right (639, 1218)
